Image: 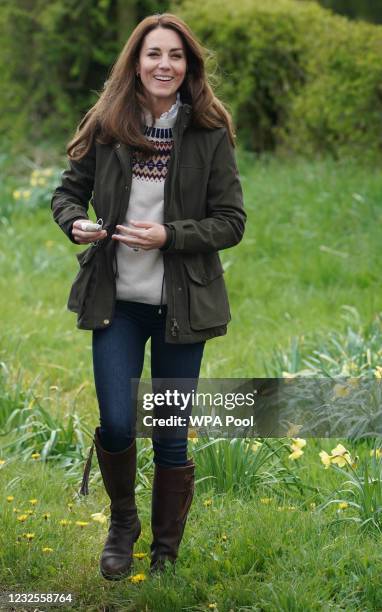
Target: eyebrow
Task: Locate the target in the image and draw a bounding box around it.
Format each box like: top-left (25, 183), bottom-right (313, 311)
top-left (147, 47), bottom-right (184, 51)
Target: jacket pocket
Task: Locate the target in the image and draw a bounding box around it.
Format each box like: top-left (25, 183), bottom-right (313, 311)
top-left (67, 246), bottom-right (99, 315)
top-left (183, 253), bottom-right (231, 331)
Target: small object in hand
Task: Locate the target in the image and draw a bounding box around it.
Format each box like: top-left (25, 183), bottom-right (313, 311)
top-left (79, 221), bottom-right (103, 232)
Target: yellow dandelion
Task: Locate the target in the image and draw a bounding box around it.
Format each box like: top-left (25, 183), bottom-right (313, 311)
top-left (67, 503), bottom-right (73, 511)
top-left (310, 502), bottom-right (316, 510)
top-left (75, 521), bottom-right (89, 528)
top-left (129, 573), bottom-right (146, 584)
top-left (42, 547), bottom-right (53, 553)
top-left (0, 459), bottom-right (6, 466)
top-left (338, 502), bottom-right (348, 509)
top-left (6, 496), bottom-right (14, 502)
top-left (17, 514), bottom-right (28, 522)
top-left (203, 499), bottom-right (213, 507)
top-left (24, 533), bottom-right (35, 541)
top-left (13, 190), bottom-right (21, 199)
top-left (319, 450), bottom-right (331, 469)
top-left (221, 534), bottom-right (227, 542)
top-left (42, 513), bottom-right (51, 520)
top-left (59, 519), bottom-right (71, 526)
top-left (91, 512), bottom-right (107, 524)
top-left (31, 452), bottom-right (40, 460)
top-left (29, 499), bottom-right (38, 505)
top-left (25, 510), bottom-right (34, 515)
top-left (333, 383), bottom-right (350, 398)
top-left (13, 507), bottom-right (21, 513)
top-left (133, 552), bottom-right (148, 559)
top-left (260, 497), bottom-right (272, 504)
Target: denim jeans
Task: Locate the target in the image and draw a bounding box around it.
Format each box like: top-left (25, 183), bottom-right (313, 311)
top-left (92, 300), bottom-right (205, 466)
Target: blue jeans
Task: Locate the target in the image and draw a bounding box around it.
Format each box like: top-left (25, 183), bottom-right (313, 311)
top-left (92, 300), bottom-right (205, 466)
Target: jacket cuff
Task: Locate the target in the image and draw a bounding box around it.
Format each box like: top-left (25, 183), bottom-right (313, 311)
top-left (159, 224), bottom-right (175, 251)
top-left (67, 216), bottom-right (90, 244)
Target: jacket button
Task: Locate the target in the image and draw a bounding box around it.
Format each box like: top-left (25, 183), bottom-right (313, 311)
top-left (103, 319), bottom-right (110, 325)
top-left (115, 143), bottom-right (120, 148)
top-left (124, 185), bottom-right (128, 190)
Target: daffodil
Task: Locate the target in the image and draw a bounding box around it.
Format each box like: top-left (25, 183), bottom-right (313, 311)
top-left (333, 383), bottom-right (350, 398)
top-left (289, 448), bottom-right (304, 460)
top-left (374, 366), bottom-right (382, 379)
top-left (13, 190), bottom-right (21, 199)
top-left (22, 190), bottom-right (31, 198)
top-left (37, 177), bottom-right (47, 186)
top-left (319, 450), bottom-right (331, 469)
top-left (291, 437), bottom-right (306, 449)
top-left (285, 421), bottom-right (303, 436)
top-left (330, 443), bottom-right (352, 467)
top-left (30, 177), bottom-right (38, 187)
top-left (251, 441), bottom-right (262, 452)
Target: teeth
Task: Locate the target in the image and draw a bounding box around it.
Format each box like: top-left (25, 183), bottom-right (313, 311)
top-left (155, 76), bottom-right (172, 81)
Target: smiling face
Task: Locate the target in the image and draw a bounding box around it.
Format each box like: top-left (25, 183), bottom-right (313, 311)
top-left (136, 26), bottom-right (187, 117)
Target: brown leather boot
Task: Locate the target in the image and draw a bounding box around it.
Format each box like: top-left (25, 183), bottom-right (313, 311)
top-left (150, 459), bottom-right (195, 573)
top-left (94, 427), bottom-right (141, 580)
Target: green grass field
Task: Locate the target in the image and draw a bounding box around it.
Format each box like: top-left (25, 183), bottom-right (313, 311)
top-left (1, 149), bottom-right (382, 610)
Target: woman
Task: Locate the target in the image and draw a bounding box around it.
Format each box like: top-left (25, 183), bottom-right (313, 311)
top-left (51, 12), bottom-right (246, 580)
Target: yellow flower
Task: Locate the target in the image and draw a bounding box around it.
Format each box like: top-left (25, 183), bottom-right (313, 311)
top-left (6, 496), bottom-right (14, 502)
top-left (251, 441), bottom-right (262, 452)
top-left (29, 499), bottom-right (38, 505)
top-left (330, 444), bottom-right (352, 467)
top-left (203, 499), bottom-right (213, 507)
top-left (67, 503), bottom-right (73, 511)
top-left (288, 448), bottom-right (304, 460)
top-left (333, 384), bottom-right (350, 398)
top-left (0, 459), bottom-right (6, 465)
top-left (129, 573), bottom-right (146, 583)
top-left (75, 521), bottom-right (89, 528)
top-left (24, 533), bottom-right (35, 541)
top-left (188, 428), bottom-right (198, 440)
top-left (260, 497), bottom-right (272, 504)
top-left (45, 240), bottom-right (54, 249)
top-left (37, 177), bottom-right (47, 186)
top-left (22, 190), bottom-right (31, 198)
top-left (91, 512), bottom-right (107, 524)
top-left (59, 519), bottom-right (71, 526)
top-left (277, 506), bottom-right (285, 511)
top-left (30, 177), bottom-right (38, 187)
top-left (31, 452), bottom-right (40, 460)
top-left (13, 190), bottom-right (21, 199)
top-left (42, 513), bottom-right (51, 520)
top-left (25, 510), bottom-right (34, 515)
top-left (42, 168), bottom-right (53, 177)
top-left (42, 547), bottom-right (53, 553)
top-left (17, 514), bottom-right (28, 522)
top-left (287, 506), bottom-right (296, 511)
top-left (13, 508), bottom-right (21, 513)
top-left (319, 450), bottom-right (331, 469)
top-left (349, 377), bottom-right (360, 386)
top-left (221, 534), bottom-right (227, 542)
top-left (133, 552), bottom-right (148, 559)
top-left (31, 169), bottom-right (40, 178)
top-left (208, 604), bottom-right (218, 610)
top-left (310, 502), bottom-right (316, 510)
top-left (370, 448), bottom-right (382, 459)
top-left (338, 502), bottom-right (348, 509)
top-left (374, 366), bottom-right (382, 379)
top-left (291, 437), bottom-right (306, 449)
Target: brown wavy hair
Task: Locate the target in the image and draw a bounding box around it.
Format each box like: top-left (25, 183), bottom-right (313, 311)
top-left (67, 12), bottom-right (236, 160)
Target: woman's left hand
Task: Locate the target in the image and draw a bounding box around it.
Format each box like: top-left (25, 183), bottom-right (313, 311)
top-left (112, 221), bottom-right (167, 250)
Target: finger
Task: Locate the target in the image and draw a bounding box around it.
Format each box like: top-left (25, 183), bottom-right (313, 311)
top-left (130, 220), bottom-right (155, 229)
top-left (111, 235), bottom-right (149, 247)
top-left (115, 226), bottom-right (150, 240)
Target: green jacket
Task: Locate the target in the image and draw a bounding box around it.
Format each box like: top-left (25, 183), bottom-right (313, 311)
top-left (51, 102), bottom-right (246, 343)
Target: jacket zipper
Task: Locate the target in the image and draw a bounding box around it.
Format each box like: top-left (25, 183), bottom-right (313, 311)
top-left (158, 272), bottom-right (164, 314)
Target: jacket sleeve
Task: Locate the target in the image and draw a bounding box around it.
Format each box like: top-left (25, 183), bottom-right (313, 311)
top-left (50, 142), bottom-right (96, 243)
top-left (160, 128), bottom-right (246, 254)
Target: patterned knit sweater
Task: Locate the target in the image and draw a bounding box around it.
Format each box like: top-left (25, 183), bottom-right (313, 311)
top-left (115, 94), bottom-right (181, 306)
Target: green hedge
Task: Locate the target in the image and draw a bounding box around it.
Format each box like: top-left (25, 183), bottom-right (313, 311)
top-left (173, 0), bottom-right (382, 159)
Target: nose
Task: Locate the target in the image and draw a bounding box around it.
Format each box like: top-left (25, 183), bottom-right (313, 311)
top-left (157, 55), bottom-right (171, 70)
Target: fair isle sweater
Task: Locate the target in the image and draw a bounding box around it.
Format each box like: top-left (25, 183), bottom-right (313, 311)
top-left (115, 94), bottom-right (181, 306)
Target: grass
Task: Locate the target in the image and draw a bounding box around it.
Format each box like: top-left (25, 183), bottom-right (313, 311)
top-left (2, 147), bottom-right (382, 609)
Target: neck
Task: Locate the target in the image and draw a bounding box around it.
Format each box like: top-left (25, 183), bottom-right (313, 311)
top-left (147, 95), bottom-right (178, 119)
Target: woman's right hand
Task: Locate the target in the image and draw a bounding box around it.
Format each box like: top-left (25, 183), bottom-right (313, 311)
top-left (71, 219), bottom-right (107, 244)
